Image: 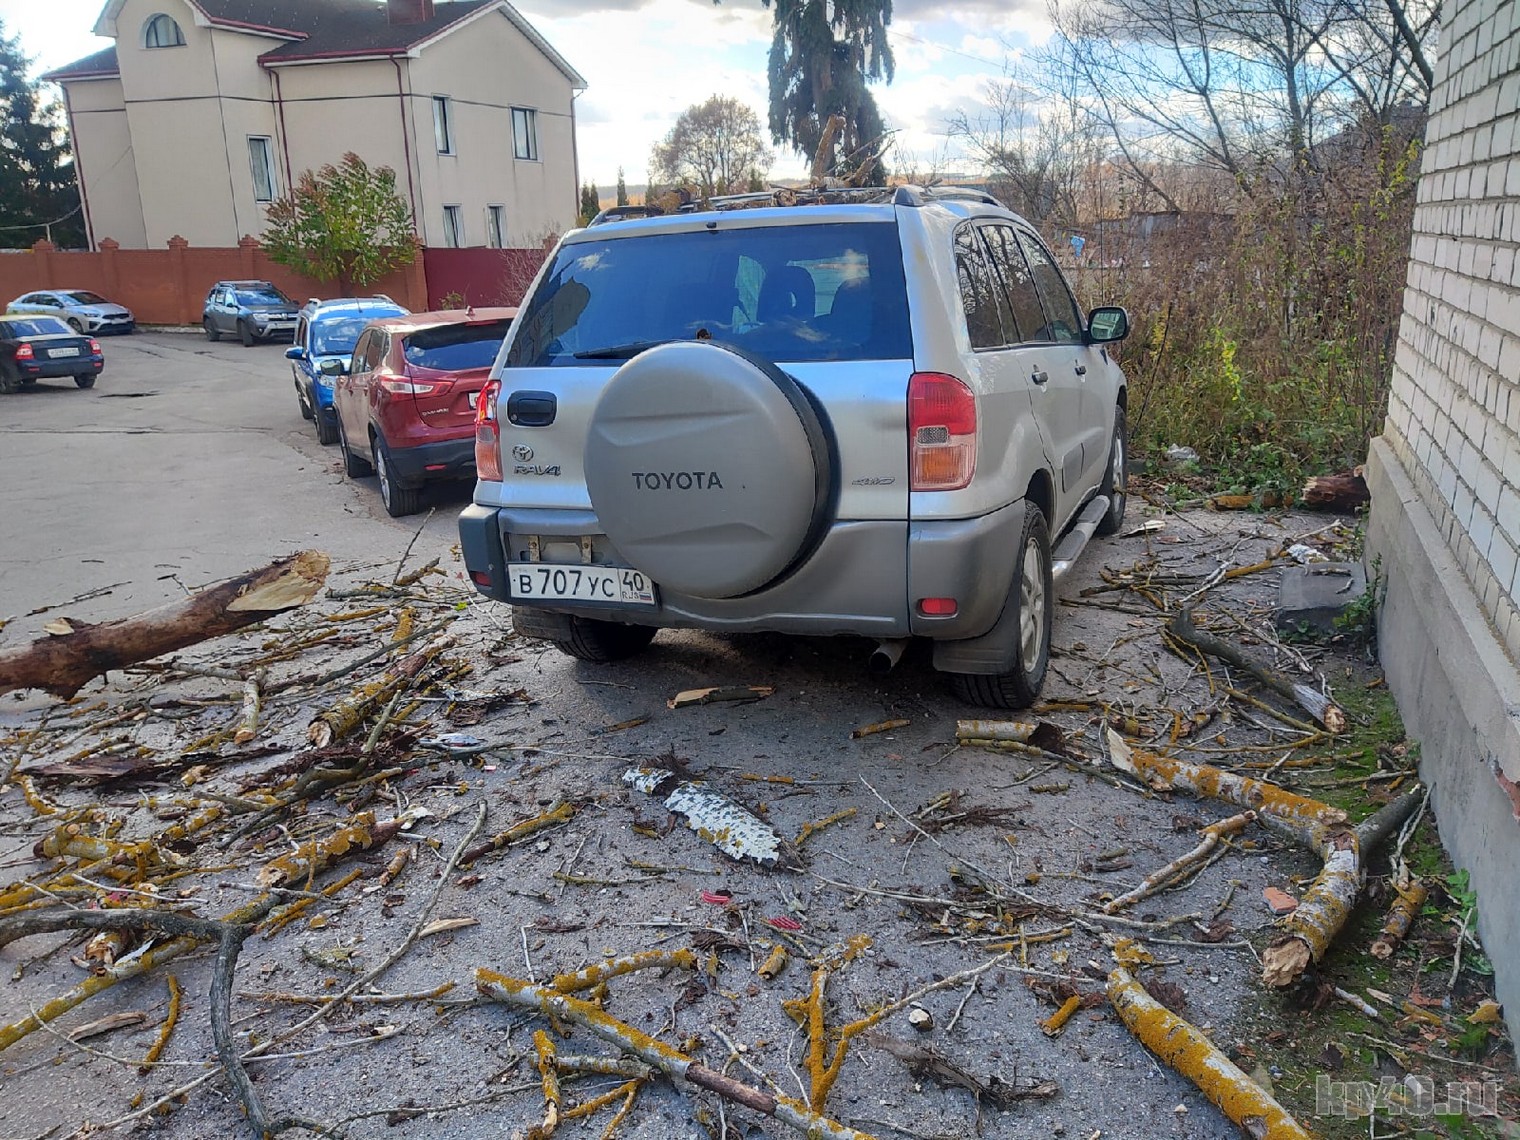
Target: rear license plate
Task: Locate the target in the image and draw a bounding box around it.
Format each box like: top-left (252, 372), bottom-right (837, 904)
top-left (508, 564), bottom-right (656, 606)
top-left (50, 347), bottom-right (80, 357)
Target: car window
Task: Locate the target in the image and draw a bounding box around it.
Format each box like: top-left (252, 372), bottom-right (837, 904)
top-left (953, 226), bottom-right (1007, 350)
top-left (507, 221), bottom-right (911, 367)
top-left (19, 294), bottom-right (43, 305)
top-left (315, 313), bottom-right (397, 357)
top-left (404, 320), bottom-right (513, 371)
top-left (32, 294), bottom-right (60, 307)
top-left (349, 330), bottom-right (374, 373)
top-left (65, 291), bottom-right (107, 305)
top-left (235, 287), bottom-right (292, 307)
top-left (2, 317), bottom-right (73, 337)
top-left (982, 224), bottom-right (1050, 344)
top-left (1015, 229), bottom-right (1083, 344)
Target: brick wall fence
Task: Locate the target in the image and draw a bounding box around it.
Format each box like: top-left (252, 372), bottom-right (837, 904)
top-left (0, 236), bottom-right (550, 326)
top-left (1364, 0), bottom-right (1520, 1044)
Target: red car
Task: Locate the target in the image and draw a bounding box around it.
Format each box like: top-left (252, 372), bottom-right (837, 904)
top-left (330, 308), bottom-right (516, 516)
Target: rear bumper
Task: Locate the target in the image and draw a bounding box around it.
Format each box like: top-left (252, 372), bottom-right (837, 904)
top-left (458, 500), bottom-right (1023, 640)
top-left (18, 358), bottom-right (104, 379)
top-left (385, 436), bottom-right (475, 486)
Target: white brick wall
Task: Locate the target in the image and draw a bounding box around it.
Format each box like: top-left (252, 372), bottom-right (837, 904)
top-left (1386, 0), bottom-right (1520, 663)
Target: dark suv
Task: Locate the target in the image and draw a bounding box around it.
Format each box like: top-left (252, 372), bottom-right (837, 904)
top-left (202, 281), bottom-right (300, 346)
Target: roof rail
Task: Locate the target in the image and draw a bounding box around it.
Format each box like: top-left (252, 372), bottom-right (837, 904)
top-left (588, 204), bottom-right (665, 226)
top-left (893, 185), bottom-right (1002, 208)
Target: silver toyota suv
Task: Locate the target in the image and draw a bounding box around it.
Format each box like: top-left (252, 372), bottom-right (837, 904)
top-left (458, 186), bottom-right (1130, 708)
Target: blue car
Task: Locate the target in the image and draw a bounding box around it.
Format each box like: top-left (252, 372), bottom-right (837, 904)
top-left (286, 297), bottom-right (408, 444)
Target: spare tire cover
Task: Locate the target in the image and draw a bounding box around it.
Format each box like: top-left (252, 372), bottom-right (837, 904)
top-left (585, 341), bottom-right (831, 599)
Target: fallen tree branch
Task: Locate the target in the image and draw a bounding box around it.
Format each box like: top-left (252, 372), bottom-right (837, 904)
top-left (1105, 729), bottom-right (1423, 987)
top-left (1108, 966), bottom-right (1311, 1138)
top-left (1103, 812), bottom-right (1255, 913)
top-left (1370, 879), bottom-right (1427, 960)
top-left (0, 552), bottom-right (330, 699)
top-left (1168, 607), bottom-right (1345, 733)
top-left (475, 969), bottom-right (876, 1140)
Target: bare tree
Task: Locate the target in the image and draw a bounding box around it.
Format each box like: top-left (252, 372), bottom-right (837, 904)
top-left (650, 96), bottom-right (774, 199)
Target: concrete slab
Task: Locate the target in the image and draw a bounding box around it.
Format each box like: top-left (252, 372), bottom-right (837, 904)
top-left (1275, 561), bottom-right (1367, 634)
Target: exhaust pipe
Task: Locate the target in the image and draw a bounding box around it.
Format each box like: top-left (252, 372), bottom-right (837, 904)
top-left (868, 638), bottom-right (910, 675)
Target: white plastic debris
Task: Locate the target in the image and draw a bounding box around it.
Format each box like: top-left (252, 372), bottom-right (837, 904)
top-left (1286, 543), bottom-right (1329, 564)
top-left (622, 767), bottom-right (784, 866)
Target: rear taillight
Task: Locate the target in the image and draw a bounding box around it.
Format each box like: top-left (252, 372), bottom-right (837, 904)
top-left (89, 339), bottom-right (101, 353)
top-left (475, 378), bottom-right (503, 481)
top-left (909, 372), bottom-right (976, 491)
top-left (14, 344), bottom-right (33, 361)
top-left (378, 375), bottom-right (439, 395)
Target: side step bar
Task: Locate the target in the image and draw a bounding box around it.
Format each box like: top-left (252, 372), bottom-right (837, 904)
top-left (1051, 496), bottom-right (1110, 585)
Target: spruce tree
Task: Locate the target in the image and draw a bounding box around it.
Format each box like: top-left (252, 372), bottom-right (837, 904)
top-left (615, 168), bottom-right (629, 207)
top-left (579, 181), bottom-right (600, 224)
top-left (0, 20), bottom-right (84, 247)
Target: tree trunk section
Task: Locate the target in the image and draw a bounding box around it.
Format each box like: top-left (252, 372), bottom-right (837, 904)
top-left (0, 551), bottom-right (330, 699)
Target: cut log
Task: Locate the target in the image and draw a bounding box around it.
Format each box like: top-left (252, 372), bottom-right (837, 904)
top-left (1300, 471), bottom-right (1370, 512)
top-left (1169, 607), bottom-right (1346, 733)
top-left (0, 552), bottom-right (330, 699)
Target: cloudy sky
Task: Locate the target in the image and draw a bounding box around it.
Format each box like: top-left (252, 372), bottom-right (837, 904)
top-left (1, 0), bottom-right (1053, 187)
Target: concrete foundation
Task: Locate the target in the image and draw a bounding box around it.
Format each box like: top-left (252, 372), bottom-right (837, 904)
top-left (1365, 436), bottom-right (1520, 1048)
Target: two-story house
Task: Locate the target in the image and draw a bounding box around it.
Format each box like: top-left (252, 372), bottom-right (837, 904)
top-left (43, 0), bottom-right (585, 251)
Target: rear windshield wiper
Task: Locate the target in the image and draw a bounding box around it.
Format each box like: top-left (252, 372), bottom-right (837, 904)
top-left (572, 338), bottom-right (668, 360)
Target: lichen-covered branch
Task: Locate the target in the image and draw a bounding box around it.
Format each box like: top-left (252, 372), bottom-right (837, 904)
top-left (1370, 879), bottom-right (1427, 960)
top-left (1103, 811), bottom-right (1255, 913)
top-left (474, 968), bottom-right (876, 1140)
top-left (1108, 967), bottom-right (1311, 1139)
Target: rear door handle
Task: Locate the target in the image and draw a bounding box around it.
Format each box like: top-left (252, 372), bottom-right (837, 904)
top-left (1031, 370), bottom-right (1049, 385)
top-left (1074, 364), bottom-right (1088, 376)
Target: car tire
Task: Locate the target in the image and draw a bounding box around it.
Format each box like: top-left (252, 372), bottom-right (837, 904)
top-left (339, 417), bottom-right (373, 477)
top-left (553, 618), bottom-right (657, 664)
top-left (238, 320), bottom-right (255, 348)
top-left (315, 406), bottom-right (339, 445)
top-left (0, 364), bottom-right (18, 395)
top-left (66, 318), bottom-right (85, 334)
top-left (75, 373), bottom-right (97, 389)
top-left (1095, 404), bottom-right (1128, 537)
top-left (947, 503), bottom-right (1053, 710)
top-left (204, 318), bottom-right (220, 342)
top-left (375, 437), bottom-right (424, 517)
top-left (296, 381), bottom-right (314, 421)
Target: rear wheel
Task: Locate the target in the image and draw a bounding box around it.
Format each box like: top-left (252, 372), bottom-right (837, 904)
top-left (375, 437), bottom-right (424, 517)
top-left (1095, 405), bottom-right (1128, 536)
top-left (295, 380), bottom-right (314, 421)
top-left (553, 618), bottom-right (657, 663)
top-left (0, 364), bottom-right (19, 395)
top-left (204, 318), bottom-right (220, 342)
top-left (74, 373), bottom-right (97, 389)
top-left (338, 417), bottom-right (372, 477)
top-left (238, 320), bottom-right (255, 348)
top-left (948, 504), bottom-right (1053, 710)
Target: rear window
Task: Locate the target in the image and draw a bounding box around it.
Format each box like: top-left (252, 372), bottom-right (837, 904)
top-left (507, 221), bottom-right (911, 367)
top-left (2, 317), bottom-right (72, 337)
top-left (402, 320), bottom-right (513, 371)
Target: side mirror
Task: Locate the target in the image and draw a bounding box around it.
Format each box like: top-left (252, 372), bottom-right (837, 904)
top-left (284, 346), bottom-right (304, 360)
top-left (319, 358), bottom-right (347, 377)
top-left (1087, 306), bottom-right (1129, 343)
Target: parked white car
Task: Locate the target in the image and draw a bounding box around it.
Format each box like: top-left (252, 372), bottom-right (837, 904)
top-left (6, 290), bottom-right (135, 335)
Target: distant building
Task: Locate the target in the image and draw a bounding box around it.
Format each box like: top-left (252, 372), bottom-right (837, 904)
top-left (43, 0), bottom-right (585, 251)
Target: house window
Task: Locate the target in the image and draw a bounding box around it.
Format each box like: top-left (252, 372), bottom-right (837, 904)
top-left (485, 205), bottom-right (505, 249)
top-left (442, 205), bottom-right (464, 248)
top-left (248, 137), bottom-right (277, 202)
top-left (433, 96), bottom-right (455, 155)
top-left (511, 107), bottom-right (538, 161)
top-left (143, 14), bottom-right (185, 48)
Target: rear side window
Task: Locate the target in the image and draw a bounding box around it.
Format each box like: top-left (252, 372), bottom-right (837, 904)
top-left (954, 226), bottom-right (1008, 350)
top-left (404, 320), bottom-right (513, 371)
top-left (1014, 230), bottom-right (1084, 344)
top-left (982, 224), bottom-right (1049, 345)
top-left (507, 221), bottom-right (911, 366)
top-left (313, 315), bottom-right (372, 357)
